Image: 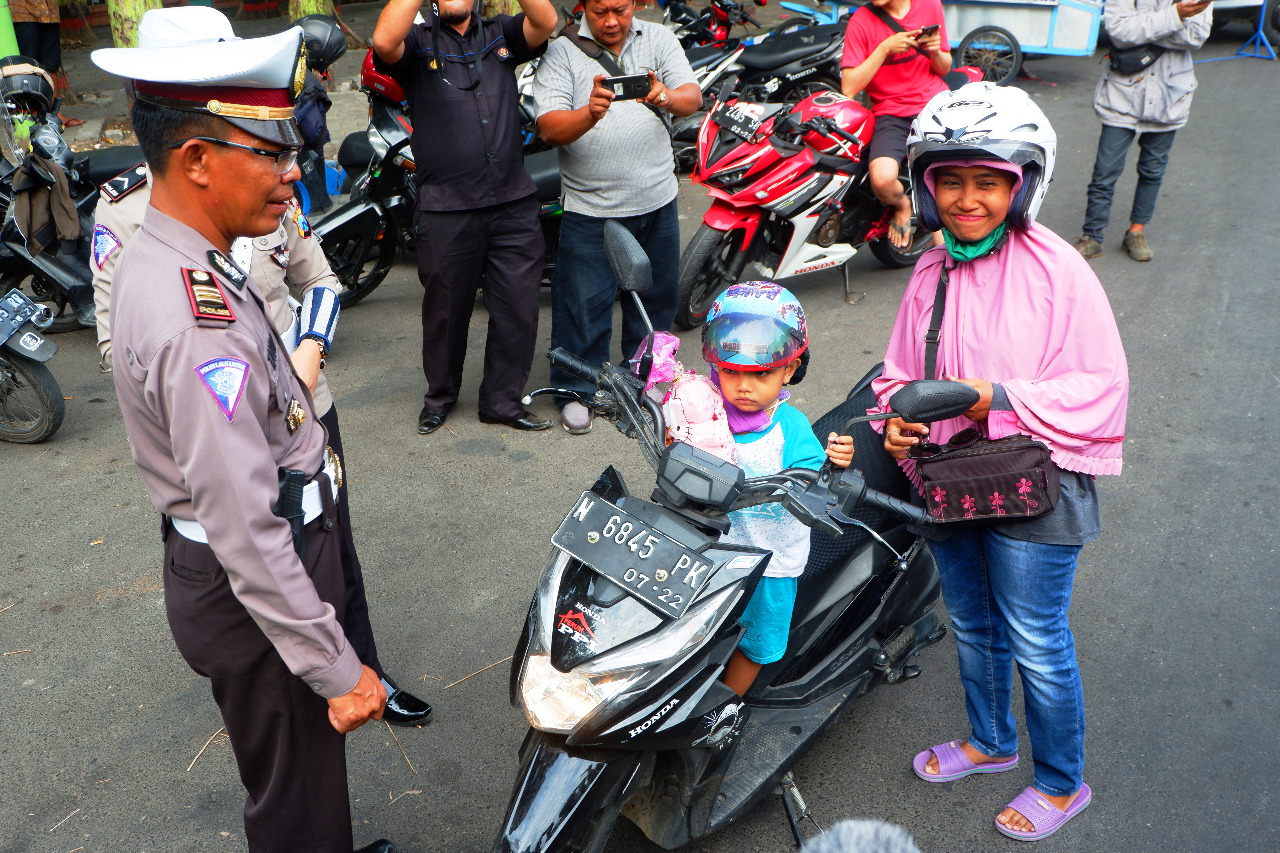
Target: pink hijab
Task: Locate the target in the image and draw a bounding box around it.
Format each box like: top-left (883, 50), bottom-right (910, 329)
top-left (871, 221), bottom-right (1129, 487)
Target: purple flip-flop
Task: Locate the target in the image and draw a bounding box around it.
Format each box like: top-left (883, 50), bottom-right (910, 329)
top-left (912, 740), bottom-right (1019, 783)
top-left (995, 783), bottom-right (1092, 842)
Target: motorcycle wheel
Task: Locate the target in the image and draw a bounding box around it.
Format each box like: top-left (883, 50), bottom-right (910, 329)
top-left (0, 351), bottom-right (64, 443)
top-left (1266, 0), bottom-right (1280, 44)
top-left (956, 26), bottom-right (1022, 86)
top-left (675, 224), bottom-right (746, 330)
top-left (868, 224), bottom-right (935, 269)
top-left (780, 74), bottom-right (841, 105)
top-left (328, 219), bottom-right (401, 309)
top-left (0, 270), bottom-right (86, 335)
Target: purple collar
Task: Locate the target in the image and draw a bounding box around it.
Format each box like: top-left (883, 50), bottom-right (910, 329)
top-left (709, 370), bottom-right (788, 434)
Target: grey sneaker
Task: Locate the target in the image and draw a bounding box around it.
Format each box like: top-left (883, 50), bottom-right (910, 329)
top-left (1122, 231), bottom-right (1153, 261)
top-left (1074, 236), bottom-right (1102, 259)
top-left (560, 401), bottom-right (593, 435)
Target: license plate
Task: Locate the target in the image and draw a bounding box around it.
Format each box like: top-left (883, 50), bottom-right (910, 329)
top-left (712, 100), bottom-right (764, 142)
top-left (552, 493), bottom-right (716, 619)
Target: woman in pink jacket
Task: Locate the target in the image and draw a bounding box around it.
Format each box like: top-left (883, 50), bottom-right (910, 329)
top-left (874, 83), bottom-right (1129, 842)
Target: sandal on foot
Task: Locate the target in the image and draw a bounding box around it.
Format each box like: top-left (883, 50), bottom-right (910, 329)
top-left (995, 783), bottom-right (1092, 841)
top-left (912, 740), bottom-right (1018, 783)
top-left (889, 220), bottom-right (915, 248)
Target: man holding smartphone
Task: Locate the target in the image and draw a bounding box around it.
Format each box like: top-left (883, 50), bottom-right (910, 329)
top-left (372, 0), bottom-right (558, 436)
top-left (532, 0), bottom-right (700, 435)
top-left (840, 0), bottom-right (951, 248)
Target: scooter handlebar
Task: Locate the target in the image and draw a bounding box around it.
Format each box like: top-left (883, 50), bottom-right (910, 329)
top-left (547, 347), bottom-right (600, 384)
top-left (857, 486), bottom-right (932, 527)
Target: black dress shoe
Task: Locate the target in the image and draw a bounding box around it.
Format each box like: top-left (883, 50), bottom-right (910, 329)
top-left (478, 409), bottom-right (551, 431)
top-left (381, 676), bottom-right (433, 727)
top-left (354, 840), bottom-right (395, 853)
top-left (417, 406), bottom-right (448, 435)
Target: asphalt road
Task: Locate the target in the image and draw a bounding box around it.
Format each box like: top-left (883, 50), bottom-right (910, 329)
top-left (2, 22), bottom-right (1278, 853)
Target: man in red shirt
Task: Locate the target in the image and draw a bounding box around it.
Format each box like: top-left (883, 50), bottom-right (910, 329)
top-left (840, 0), bottom-right (951, 247)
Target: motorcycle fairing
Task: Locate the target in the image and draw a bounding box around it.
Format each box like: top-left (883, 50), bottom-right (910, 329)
top-left (702, 199), bottom-right (764, 250)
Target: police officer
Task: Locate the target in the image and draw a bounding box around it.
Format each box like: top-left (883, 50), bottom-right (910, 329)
top-left (90, 10), bottom-right (431, 728)
top-left (372, 0), bottom-right (558, 435)
top-left (92, 11), bottom-right (394, 852)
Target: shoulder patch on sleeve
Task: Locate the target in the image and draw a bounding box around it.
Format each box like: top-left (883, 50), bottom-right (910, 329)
top-left (195, 357), bottom-right (250, 422)
top-left (183, 269), bottom-right (236, 323)
top-left (92, 224), bottom-right (122, 270)
top-left (101, 163), bottom-right (148, 202)
top-left (293, 207), bottom-right (312, 239)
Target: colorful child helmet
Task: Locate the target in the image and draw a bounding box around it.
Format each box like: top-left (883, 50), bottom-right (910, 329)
top-left (907, 81), bottom-right (1056, 231)
top-left (702, 281), bottom-right (808, 371)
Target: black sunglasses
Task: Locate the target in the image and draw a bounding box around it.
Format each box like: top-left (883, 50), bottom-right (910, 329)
top-left (908, 427), bottom-right (982, 460)
top-left (168, 136), bottom-right (300, 174)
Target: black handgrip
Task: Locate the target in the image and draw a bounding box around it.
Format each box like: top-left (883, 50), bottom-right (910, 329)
top-left (547, 347), bottom-right (599, 383)
top-left (859, 486), bottom-right (932, 527)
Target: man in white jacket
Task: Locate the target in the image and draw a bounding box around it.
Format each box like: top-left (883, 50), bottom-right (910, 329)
top-left (1075, 0), bottom-right (1211, 262)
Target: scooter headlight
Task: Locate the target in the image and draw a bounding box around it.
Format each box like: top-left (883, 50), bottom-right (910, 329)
top-left (519, 655), bottom-right (639, 733)
top-left (366, 125), bottom-right (390, 158)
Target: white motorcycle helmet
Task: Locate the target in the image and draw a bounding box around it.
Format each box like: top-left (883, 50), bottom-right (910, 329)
top-left (907, 82), bottom-right (1056, 231)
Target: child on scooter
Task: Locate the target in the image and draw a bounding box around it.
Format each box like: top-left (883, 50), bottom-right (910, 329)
top-left (702, 282), bottom-right (855, 695)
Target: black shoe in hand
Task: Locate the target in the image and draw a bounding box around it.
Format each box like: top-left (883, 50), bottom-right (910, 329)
top-left (478, 409), bottom-right (551, 431)
top-left (381, 676), bottom-right (433, 727)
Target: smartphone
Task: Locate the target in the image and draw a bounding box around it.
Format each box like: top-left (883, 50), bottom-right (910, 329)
top-left (602, 73), bottom-right (653, 101)
top-left (918, 24), bottom-right (940, 38)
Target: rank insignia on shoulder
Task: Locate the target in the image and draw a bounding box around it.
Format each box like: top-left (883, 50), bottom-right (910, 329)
top-left (287, 398), bottom-right (307, 434)
top-left (271, 249), bottom-right (290, 268)
top-left (101, 163), bottom-right (148, 202)
top-left (183, 269), bottom-right (236, 323)
top-left (294, 207), bottom-right (312, 240)
top-left (497, 46), bottom-right (510, 60)
top-left (207, 249), bottom-right (248, 289)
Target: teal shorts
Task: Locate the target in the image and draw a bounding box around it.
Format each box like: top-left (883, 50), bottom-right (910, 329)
top-left (737, 575), bottom-right (799, 665)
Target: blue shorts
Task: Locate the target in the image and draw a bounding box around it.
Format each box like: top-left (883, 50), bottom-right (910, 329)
top-left (737, 575), bottom-right (799, 665)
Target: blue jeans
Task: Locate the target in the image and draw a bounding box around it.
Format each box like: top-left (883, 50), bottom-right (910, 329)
top-left (549, 200), bottom-right (680, 402)
top-left (928, 528), bottom-right (1085, 797)
top-left (1082, 124), bottom-right (1177, 241)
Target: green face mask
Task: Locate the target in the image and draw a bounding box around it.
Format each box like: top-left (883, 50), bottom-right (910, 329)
top-left (942, 223), bottom-right (1008, 262)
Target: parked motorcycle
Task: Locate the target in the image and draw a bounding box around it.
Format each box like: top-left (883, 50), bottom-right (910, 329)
top-left (320, 51), bottom-right (563, 308)
top-left (664, 0), bottom-right (769, 49)
top-left (0, 286), bottom-right (62, 442)
top-left (675, 86), bottom-right (936, 328)
top-left (492, 222), bottom-right (980, 852)
top-left (0, 62), bottom-right (117, 335)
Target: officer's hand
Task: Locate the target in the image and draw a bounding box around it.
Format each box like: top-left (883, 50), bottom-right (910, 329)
top-left (588, 74), bottom-right (615, 123)
top-left (292, 338), bottom-right (323, 392)
top-left (1177, 0), bottom-right (1211, 17)
top-left (327, 664), bottom-right (386, 734)
top-left (885, 416), bottom-right (929, 461)
top-left (826, 433), bottom-right (855, 469)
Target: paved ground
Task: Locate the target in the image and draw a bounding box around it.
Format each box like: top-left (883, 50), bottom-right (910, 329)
top-left (2, 7), bottom-right (1278, 853)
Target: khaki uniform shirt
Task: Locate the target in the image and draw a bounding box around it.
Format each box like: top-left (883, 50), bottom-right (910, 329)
top-left (111, 204), bottom-right (361, 699)
top-left (94, 180), bottom-right (337, 416)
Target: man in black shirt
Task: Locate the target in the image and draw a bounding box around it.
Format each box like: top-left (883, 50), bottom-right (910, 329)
top-left (374, 0), bottom-right (557, 434)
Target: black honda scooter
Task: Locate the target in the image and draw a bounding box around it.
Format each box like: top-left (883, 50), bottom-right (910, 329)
top-left (491, 223), bottom-right (979, 852)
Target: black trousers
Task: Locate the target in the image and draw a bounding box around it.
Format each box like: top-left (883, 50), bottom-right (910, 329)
top-left (319, 405), bottom-right (383, 680)
top-left (415, 194), bottom-right (544, 421)
top-left (162, 481), bottom-right (354, 853)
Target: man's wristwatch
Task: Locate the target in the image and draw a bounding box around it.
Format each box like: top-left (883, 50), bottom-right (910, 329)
top-left (301, 333), bottom-right (329, 369)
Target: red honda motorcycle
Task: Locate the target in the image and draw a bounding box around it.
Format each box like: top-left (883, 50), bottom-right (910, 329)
top-left (675, 82), bottom-right (965, 328)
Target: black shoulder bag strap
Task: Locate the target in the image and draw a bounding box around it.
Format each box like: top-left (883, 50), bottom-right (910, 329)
top-left (562, 23), bottom-right (672, 133)
top-left (923, 262), bottom-right (951, 381)
top-left (865, 5), bottom-right (931, 59)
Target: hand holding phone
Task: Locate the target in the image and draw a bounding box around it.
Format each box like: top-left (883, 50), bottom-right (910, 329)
top-left (601, 73), bottom-right (653, 101)
top-left (917, 24), bottom-right (940, 38)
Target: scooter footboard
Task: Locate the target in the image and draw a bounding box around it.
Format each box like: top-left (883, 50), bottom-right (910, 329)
top-left (492, 729), bottom-right (652, 853)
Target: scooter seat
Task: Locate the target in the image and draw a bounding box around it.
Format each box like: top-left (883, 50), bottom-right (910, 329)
top-left (686, 45), bottom-right (725, 72)
top-left (736, 25), bottom-right (842, 70)
top-left (525, 148), bottom-right (561, 203)
top-left (82, 145), bottom-right (144, 187)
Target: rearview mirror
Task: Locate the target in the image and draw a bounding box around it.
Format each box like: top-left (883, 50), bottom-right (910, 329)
top-left (603, 220), bottom-right (653, 294)
top-left (669, 3), bottom-right (698, 24)
top-left (887, 380), bottom-right (980, 423)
